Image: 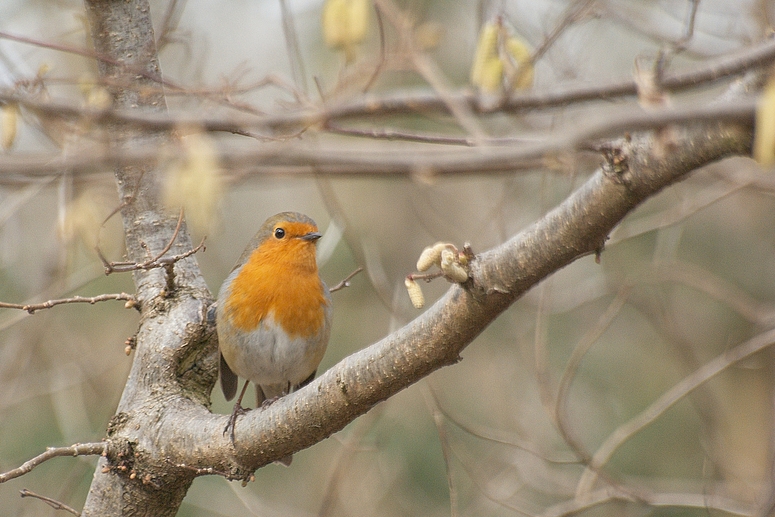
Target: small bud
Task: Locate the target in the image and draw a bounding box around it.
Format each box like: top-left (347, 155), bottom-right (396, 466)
top-left (405, 277), bottom-right (425, 309)
top-left (416, 242), bottom-right (447, 271)
top-left (124, 299), bottom-right (136, 309)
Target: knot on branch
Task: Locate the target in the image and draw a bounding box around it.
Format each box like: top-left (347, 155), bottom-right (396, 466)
top-left (101, 436), bottom-right (137, 478)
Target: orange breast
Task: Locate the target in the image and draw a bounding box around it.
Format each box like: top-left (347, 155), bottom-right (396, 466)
top-left (224, 236), bottom-right (328, 339)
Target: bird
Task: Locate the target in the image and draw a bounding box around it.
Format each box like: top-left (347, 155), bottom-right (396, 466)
top-left (216, 212), bottom-right (332, 465)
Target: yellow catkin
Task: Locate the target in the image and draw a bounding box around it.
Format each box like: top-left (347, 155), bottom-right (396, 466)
top-left (470, 22), bottom-right (499, 90)
top-left (405, 277), bottom-right (425, 309)
top-left (1, 103), bottom-right (19, 150)
top-left (416, 242), bottom-right (447, 271)
top-left (322, 0), bottom-right (369, 62)
top-left (754, 73), bottom-right (775, 166)
top-left (505, 36), bottom-right (534, 90)
top-left (472, 21), bottom-right (534, 93)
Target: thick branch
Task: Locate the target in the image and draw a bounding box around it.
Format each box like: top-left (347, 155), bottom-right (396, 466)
top-left (81, 1), bottom-right (212, 516)
top-left (65, 3), bottom-right (757, 516)
top-left (128, 121), bottom-right (751, 479)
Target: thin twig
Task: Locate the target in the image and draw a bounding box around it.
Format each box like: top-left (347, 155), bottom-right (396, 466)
top-left (318, 405), bottom-right (384, 517)
top-left (103, 209), bottom-right (184, 271)
top-left (329, 267), bottom-right (363, 293)
top-left (407, 271), bottom-right (445, 283)
top-left (554, 287), bottom-right (632, 456)
top-left (99, 210), bottom-right (205, 276)
top-left (530, 0), bottom-right (595, 63)
top-left (0, 443), bottom-right (106, 483)
top-left (156, 0), bottom-right (185, 51)
top-left (324, 123), bottom-right (531, 146)
top-left (372, 0), bottom-right (488, 143)
top-left (19, 489), bottom-right (80, 516)
top-left (363, 4), bottom-right (387, 93)
top-left (1, 35), bottom-right (773, 141)
top-left (324, 123), bottom-right (474, 145)
top-left (278, 0), bottom-right (308, 94)
top-left (0, 30), bottom-right (180, 92)
top-left (676, 0), bottom-right (700, 49)
top-left (575, 326), bottom-right (775, 497)
top-left (103, 237), bottom-right (206, 275)
top-left (542, 486), bottom-right (754, 517)
top-left (432, 390), bottom-right (580, 464)
top-left (0, 293), bottom-right (136, 314)
top-left (423, 385), bottom-right (459, 517)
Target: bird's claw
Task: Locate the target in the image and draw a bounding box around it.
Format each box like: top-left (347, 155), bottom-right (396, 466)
top-left (260, 396), bottom-right (280, 408)
top-left (223, 403), bottom-right (247, 444)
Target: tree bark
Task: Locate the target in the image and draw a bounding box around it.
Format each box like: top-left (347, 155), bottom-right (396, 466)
top-left (77, 1), bottom-right (755, 515)
top-left (82, 1), bottom-right (212, 515)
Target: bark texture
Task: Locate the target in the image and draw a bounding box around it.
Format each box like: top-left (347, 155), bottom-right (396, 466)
top-left (82, 1), bottom-right (213, 515)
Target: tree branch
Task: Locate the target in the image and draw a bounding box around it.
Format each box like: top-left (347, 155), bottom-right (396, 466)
top-left (0, 443), bottom-right (106, 483)
top-left (0, 293), bottom-right (136, 314)
top-left (80, 1), bottom-right (212, 516)
top-left (31, 3), bottom-right (756, 516)
top-left (2, 36), bottom-right (773, 139)
top-left (19, 489), bottom-right (81, 516)
top-left (108, 120), bottom-right (751, 484)
top-left (575, 325), bottom-right (775, 497)
top-left (0, 98), bottom-right (756, 181)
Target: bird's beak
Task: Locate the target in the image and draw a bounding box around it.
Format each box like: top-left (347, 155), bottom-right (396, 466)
top-left (301, 231), bottom-right (322, 242)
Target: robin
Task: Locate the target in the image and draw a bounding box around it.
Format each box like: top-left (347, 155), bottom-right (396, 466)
top-left (217, 212), bottom-right (332, 465)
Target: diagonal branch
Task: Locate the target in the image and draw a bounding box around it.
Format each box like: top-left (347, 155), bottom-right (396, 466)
top-left (139, 120), bottom-right (752, 480)
top-left (574, 325), bottom-right (775, 497)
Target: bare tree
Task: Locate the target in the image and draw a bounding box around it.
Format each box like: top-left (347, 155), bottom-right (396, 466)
top-left (1, 0), bottom-right (774, 516)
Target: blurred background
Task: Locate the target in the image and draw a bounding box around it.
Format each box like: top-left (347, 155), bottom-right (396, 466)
top-left (1, 0), bottom-right (774, 515)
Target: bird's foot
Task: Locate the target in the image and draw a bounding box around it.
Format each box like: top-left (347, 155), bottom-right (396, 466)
top-left (223, 402), bottom-right (247, 444)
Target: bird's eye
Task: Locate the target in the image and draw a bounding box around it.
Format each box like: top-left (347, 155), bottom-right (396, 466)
top-left (274, 227), bottom-right (285, 239)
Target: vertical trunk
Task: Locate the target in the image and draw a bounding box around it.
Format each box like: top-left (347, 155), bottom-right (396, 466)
top-left (80, 1), bottom-right (207, 515)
